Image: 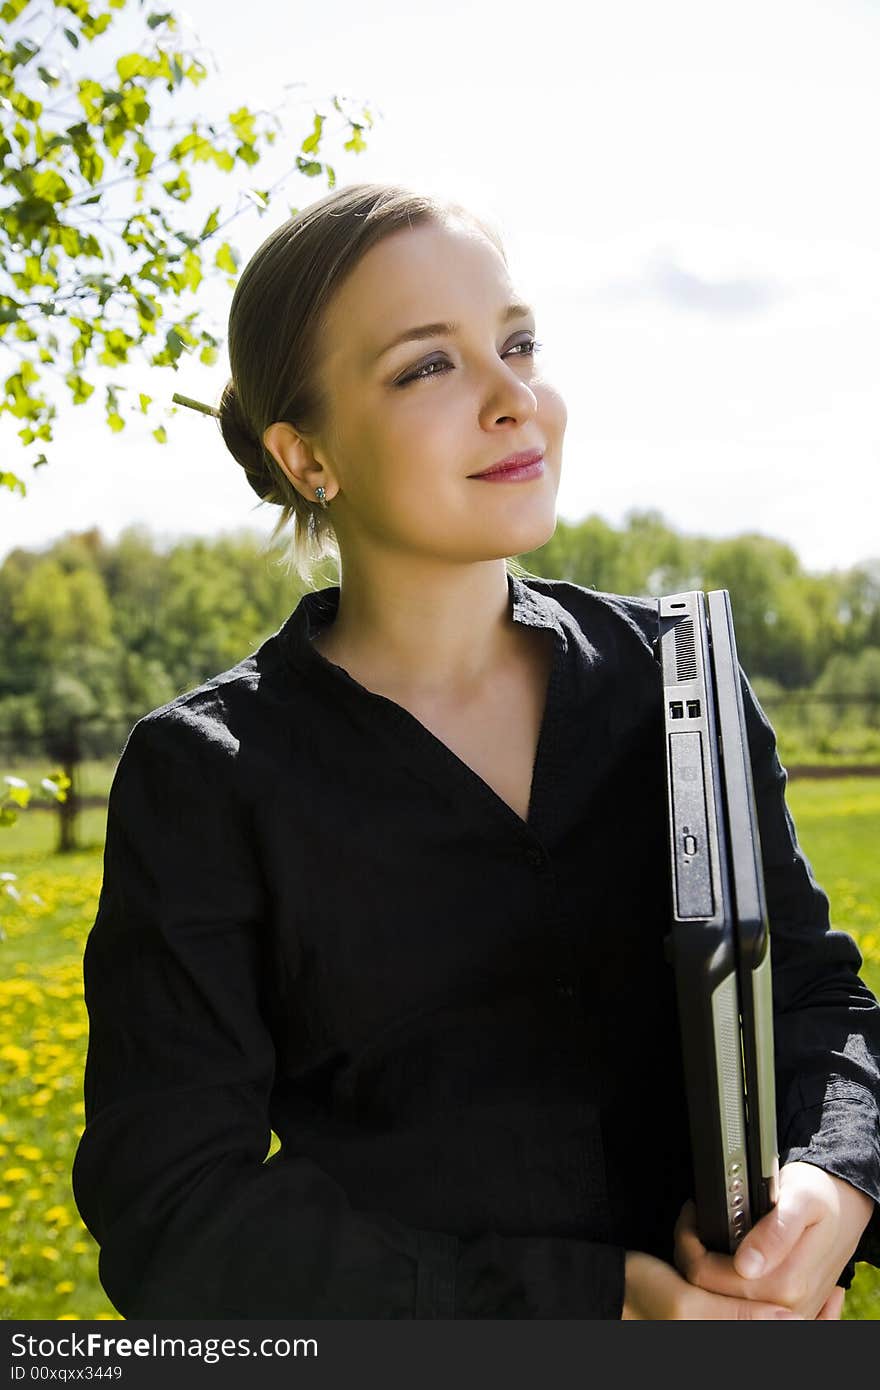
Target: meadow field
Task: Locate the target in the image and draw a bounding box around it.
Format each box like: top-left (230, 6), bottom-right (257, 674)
top-left (1, 779), bottom-right (878, 1321)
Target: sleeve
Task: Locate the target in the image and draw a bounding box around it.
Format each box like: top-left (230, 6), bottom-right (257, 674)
top-left (72, 711), bottom-right (626, 1320)
top-left (741, 670), bottom-right (880, 1284)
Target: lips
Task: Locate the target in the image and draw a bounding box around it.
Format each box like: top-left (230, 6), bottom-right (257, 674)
top-left (469, 448), bottom-right (545, 478)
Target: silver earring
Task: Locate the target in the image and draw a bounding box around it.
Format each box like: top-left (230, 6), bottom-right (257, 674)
top-left (315, 486), bottom-right (329, 510)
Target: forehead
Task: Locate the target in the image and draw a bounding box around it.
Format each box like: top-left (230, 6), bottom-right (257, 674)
top-left (321, 221), bottom-right (520, 370)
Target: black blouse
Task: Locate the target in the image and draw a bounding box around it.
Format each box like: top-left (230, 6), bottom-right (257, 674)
top-left (72, 573), bottom-right (880, 1318)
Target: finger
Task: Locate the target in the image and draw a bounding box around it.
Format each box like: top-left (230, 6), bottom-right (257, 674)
top-left (682, 1216), bottom-right (830, 1308)
top-left (698, 1288), bottom-right (803, 1320)
top-left (674, 1199), bottom-right (699, 1244)
top-left (733, 1182), bottom-right (822, 1280)
top-left (673, 1200), bottom-right (705, 1277)
top-left (816, 1286), bottom-right (846, 1321)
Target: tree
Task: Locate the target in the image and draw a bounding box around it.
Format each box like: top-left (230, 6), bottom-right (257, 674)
top-left (0, 0), bottom-right (374, 859)
top-left (0, 0), bottom-right (374, 496)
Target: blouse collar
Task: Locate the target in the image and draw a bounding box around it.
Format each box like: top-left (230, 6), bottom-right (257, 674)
top-left (280, 571), bottom-right (566, 678)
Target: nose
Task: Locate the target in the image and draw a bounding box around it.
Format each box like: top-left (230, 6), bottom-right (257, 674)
top-left (478, 356), bottom-right (539, 429)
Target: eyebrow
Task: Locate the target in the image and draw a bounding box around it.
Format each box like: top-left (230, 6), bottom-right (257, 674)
top-left (372, 302), bottom-right (534, 363)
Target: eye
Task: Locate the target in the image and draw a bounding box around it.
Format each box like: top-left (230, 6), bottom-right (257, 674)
top-left (397, 336), bottom-right (543, 386)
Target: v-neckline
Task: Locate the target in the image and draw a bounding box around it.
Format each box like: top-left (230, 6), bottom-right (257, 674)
top-left (297, 577), bottom-right (564, 836)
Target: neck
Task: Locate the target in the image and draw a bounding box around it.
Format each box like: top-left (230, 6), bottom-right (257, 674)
top-left (314, 557), bottom-right (520, 699)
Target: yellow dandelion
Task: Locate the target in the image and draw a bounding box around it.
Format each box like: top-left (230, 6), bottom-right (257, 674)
top-left (72, 1241), bottom-right (88, 1254)
top-left (3, 1168), bottom-right (27, 1183)
top-left (39, 1246), bottom-right (60, 1262)
top-left (0, 1195), bottom-right (12, 1209)
top-left (57, 1314), bottom-right (79, 1320)
top-left (45, 1205), bottom-right (71, 1226)
top-left (0, 1114), bottom-right (8, 1126)
top-left (55, 1280), bottom-right (75, 1294)
top-left (14, 1144), bottom-right (42, 1161)
top-left (0, 1274), bottom-right (8, 1288)
top-left (25, 1187), bottom-right (41, 1200)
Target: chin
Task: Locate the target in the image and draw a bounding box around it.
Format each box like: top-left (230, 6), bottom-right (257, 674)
top-left (506, 506), bottom-right (559, 556)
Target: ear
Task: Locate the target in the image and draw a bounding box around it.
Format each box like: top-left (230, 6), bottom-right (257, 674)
top-left (262, 420), bottom-right (336, 503)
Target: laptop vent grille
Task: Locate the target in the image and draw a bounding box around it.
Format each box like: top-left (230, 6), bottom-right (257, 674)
top-left (674, 618), bottom-right (699, 682)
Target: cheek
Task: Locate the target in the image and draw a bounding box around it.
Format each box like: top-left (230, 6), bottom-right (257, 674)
top-left (537, 379), bottom-right (568, 440)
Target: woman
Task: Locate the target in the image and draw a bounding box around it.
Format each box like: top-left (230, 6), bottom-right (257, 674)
top-left (72, 183), bottom-right (880, 1319)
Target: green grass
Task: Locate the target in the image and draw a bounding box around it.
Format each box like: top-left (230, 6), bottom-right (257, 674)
top-left (1, 781), bottom-right (878, 1319)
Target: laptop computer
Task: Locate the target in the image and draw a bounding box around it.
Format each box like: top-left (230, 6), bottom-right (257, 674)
top-left (656, 589), bottom-right (780, 1254)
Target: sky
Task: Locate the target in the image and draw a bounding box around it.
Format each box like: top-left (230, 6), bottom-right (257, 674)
top-left (1, 0), bottom-right (879, 573)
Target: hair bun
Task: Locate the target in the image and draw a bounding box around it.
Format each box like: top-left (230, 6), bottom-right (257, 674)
top-left (218, 379), bottom-right (275, 501)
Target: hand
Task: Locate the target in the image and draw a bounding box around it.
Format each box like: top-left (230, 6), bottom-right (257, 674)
top-left (622, 1250), bottom-right (804, 1319)
top-left (674, 1162), bottom-right (876, 1320)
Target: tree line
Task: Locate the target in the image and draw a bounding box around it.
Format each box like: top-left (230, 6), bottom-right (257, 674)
top-left (1, 512), bottom-right (879, 759)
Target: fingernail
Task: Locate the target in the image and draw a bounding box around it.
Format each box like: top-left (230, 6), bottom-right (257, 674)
top-left (737, 1249), bottom-right (765, 1278)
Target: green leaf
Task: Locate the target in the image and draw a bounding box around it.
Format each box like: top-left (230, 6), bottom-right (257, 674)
top-left (32, 169), bottom-right (74, 203)
top-left (1, 0), bottom-right (31, 23)
top-left (200, 207), bottom-right (220, 238)
top-left (0, 471), bottom-right (27, 495)
top-left (199, 344), bottom-right (218, 366)
top-left (344, 125), bottom-right (367, 154)
top-left (83, 12), bottom-right (113, 38)
top-left (63, 27), bottom-right (80, 48)
top-left (161, 168), bottom-right (192, 201)
top-left (10, 91), bottom-right (42, 120)
top-left (117, 53), bottom-right (146, 83)
top-left (182, 249), bottom-right (202, 290)
top-left (98, 328), bottom-right (135, 367)
top-left (139, 393), bottom-right (152, 414)
top-left (4, 778), bottom-right (30, 809)
top-left (213, 242), bottom-right (238, 275)
top-left (230, 106), bottom-right (257, 145)
top-left (77, 80), bottom-right (103, 122)
top-left (147, 11), bottom-right (174, 27)
top-left (65, 372), bottom-right (96, 405)
top-left (120, 85), bottom-right (151, 127)
top-left (153, 425), bottom-right (167, 443)
top-left (300, 112), bottom-right (323, 155)
top-left (133, 138), bottom-right (155, 176)
top-left (107, 413), bottom-right (125, 432)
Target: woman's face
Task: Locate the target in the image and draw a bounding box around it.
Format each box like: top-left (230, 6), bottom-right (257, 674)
top-left (278, 218), bottom-right (567, 567)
